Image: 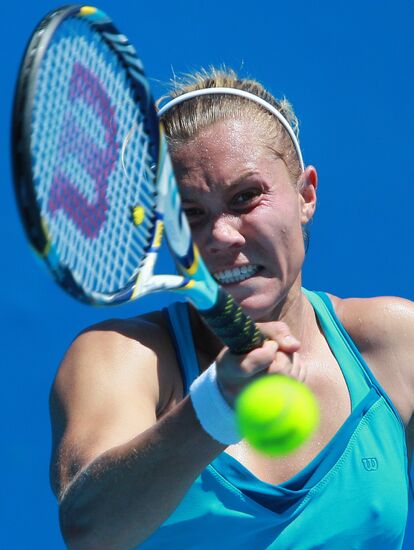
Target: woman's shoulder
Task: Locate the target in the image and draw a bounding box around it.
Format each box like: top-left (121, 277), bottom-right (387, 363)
top-left (64, 310), bottom-right (172, 371)
top-left (57, 308), bottom-right (184, 418)
top-left (74, 309), bottom-right (172, 353)
top-left (325, 292), bottom-right (414, 423)
top-left (324, 292), bottom-right (414, 353)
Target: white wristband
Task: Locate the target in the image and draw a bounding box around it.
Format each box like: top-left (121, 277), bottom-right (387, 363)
top-left (189, 362), bottom-right (242, 445)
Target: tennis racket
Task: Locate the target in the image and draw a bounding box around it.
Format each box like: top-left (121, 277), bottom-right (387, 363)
top-left (12, 4), bottom-right (264, 354)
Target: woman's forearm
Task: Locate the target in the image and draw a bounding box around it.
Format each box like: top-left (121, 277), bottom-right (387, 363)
top-left (59, 395), bottom-right (226, 550)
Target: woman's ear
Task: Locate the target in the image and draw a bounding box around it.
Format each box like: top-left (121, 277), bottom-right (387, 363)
top-left (298, 166), bottom-right (318, 224)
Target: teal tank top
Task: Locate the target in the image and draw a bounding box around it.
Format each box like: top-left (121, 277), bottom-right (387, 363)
top-left (139, 290), bottom-right (410, 549)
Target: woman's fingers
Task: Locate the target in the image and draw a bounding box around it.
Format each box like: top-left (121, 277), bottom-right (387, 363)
top-left (215, 321), bottom-right (307, 407)
top-left (257, 321), bottom-right (301, 353)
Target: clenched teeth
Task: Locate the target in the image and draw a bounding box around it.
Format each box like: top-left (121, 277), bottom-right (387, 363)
top-left (213, 265), bottom-right (260, 284)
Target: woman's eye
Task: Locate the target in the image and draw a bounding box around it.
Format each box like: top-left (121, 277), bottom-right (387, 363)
top-left (232, 189), bottom-right (261, 208)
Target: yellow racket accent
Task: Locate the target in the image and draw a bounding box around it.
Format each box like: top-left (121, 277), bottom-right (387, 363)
top-left (153, 220), bottom-right (164, 248)
top-left (80, 6), bottom-right (97, 15)
top-left (39, 218), bottom-right (51, 257)
top-left (132, 205), bottom-right (145, 226)
top-left (182, 280), bottom-right (196, 290)
top-left (131, 272), bottom-right (143, 300)
top-left (184, 245), bottom-right (200, 276)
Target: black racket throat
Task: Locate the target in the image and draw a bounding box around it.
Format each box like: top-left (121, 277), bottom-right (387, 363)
top-left (201, 288), bottom-right (264, 354)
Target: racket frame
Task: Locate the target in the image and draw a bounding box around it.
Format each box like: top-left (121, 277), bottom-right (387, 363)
top-left (11, 4), bottom-right (264, 353)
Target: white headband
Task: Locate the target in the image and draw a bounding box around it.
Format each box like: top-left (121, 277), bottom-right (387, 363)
top-left (157, 87), bottom-right (304, 171)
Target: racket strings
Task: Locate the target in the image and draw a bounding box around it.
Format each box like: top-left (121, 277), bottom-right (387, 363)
top-left (31, 17), bottom-right (158, 296)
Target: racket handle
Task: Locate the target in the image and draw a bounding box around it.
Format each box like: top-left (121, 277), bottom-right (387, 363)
top-left (201, 288), bottom-right (265, 354)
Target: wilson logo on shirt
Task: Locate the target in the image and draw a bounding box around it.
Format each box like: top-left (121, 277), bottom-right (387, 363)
top-left (362, 457), bottom-right (378, 471)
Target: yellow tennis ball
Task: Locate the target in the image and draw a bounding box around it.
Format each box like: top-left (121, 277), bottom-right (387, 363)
top-left (235, 375), bottom-right (319, 456)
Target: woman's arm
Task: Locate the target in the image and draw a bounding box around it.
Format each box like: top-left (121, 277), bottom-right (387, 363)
top-left (57, 398), bottom-right (225, 549)
top-left (51, 317), bottom-right (225, 550)
top-left (52, 314), bottom-right (302, 549)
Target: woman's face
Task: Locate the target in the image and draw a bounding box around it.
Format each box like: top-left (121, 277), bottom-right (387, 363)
top-left (171, 118), bottom-right (317, 322)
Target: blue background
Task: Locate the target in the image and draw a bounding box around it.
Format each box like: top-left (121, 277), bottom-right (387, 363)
top-left (1, 0), bottom-right (412, 546)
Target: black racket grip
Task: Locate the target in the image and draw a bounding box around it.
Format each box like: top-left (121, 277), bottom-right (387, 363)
top-left (201, 287), bottom-right (265, 354)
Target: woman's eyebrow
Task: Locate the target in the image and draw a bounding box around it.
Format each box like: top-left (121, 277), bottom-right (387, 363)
top-left (180, 170), bottom-right (264, 202)
top-left (219, 170), bottom-right (265, 192)
top-left (228, 170), bottom-right (260, 186)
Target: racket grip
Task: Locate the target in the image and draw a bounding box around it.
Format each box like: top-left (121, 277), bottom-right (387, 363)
top-left (201, 288), bottom-right (265, 354)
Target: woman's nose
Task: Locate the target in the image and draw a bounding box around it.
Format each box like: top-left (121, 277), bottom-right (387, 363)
top-left (204, 214), bottom-right (245, 254)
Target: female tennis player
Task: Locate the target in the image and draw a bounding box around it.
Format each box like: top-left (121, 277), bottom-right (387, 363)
top-left (51, 68), bottom-right (413, 549)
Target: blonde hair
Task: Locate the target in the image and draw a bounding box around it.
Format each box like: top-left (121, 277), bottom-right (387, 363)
top-left (158, 66), bottom-right (303, 183)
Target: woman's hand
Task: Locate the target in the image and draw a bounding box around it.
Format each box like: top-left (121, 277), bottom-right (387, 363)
top-left (216, 322), bottom-right (305, 408)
